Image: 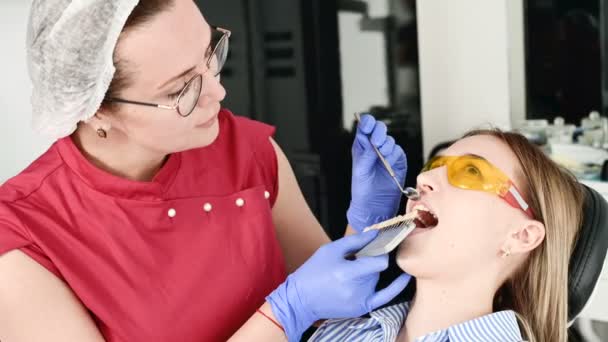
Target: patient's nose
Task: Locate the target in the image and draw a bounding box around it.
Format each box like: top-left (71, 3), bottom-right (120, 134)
top-left (416, 172), bottom-right (437, 195)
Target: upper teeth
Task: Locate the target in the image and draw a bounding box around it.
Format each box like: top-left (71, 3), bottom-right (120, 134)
top-left (413, 204), bottom-right (438, 219)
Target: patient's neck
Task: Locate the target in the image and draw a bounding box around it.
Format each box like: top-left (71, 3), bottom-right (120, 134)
top-left (397, 277), bottom-right (497, 342)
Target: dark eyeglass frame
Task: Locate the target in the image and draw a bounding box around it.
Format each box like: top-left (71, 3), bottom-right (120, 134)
top-left (105, 26), bottom-right (231, 117)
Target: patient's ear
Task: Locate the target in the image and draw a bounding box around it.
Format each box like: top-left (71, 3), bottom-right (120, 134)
top-left (507, 221), bottom-right (545, 255)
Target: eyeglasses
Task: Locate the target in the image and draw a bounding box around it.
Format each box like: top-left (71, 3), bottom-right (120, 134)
top-left (422, 155), bottom-right (535, 219)
top-left (106, 26), bottom-right (231, 117)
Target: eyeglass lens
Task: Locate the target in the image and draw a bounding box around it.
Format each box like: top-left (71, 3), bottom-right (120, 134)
top-left (178, 75), bottom-right (202, 116)
top-left (178, 32), bottom-right (229, 116)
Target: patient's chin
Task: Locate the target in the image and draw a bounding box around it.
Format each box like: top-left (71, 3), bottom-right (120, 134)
top-left (395, 247), bottom-right (423, 276)
top-left (395, 243), bottom-right (444, 279)
top-left (396, 257), bottom-right (446, 281)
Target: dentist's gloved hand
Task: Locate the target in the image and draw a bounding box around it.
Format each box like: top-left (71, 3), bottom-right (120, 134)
top-left (266, 230), bottom-right (411, 342)
top-left (347, 114), bottom-right (408, 232)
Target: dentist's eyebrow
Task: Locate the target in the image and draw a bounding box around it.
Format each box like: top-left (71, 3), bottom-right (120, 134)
top-left (157, 24), bottom-right (213, 91)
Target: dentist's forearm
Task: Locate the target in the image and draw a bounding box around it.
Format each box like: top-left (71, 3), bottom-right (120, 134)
top-left (228, 302), bottom-right (287, 342)
top-left (344, 225), bottom-right (357, 236)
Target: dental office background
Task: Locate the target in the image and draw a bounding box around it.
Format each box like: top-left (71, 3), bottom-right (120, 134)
top-left (1, 0), bottom-right (607, 340)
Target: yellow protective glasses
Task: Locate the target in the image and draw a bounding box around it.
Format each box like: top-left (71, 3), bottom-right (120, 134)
top-left (422, 155), bottom-right (535, 218)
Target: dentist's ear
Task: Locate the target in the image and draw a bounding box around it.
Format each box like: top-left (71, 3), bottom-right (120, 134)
top-left (506, 221), bottom-right (546, 255)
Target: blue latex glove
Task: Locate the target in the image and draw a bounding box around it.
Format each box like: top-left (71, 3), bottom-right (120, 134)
top-left (266, 231), bottom-right (411, 342)
top-left (347, 114), bottom-right (408, 232)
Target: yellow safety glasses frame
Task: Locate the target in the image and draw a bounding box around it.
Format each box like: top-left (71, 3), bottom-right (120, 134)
top-left (422, 155), bottom-right (535, 219)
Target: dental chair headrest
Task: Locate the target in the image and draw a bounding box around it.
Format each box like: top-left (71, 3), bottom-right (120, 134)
top-left (568, 184), bottom-right (608, 323)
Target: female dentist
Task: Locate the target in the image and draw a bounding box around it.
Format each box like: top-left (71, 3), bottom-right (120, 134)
top-left (0, 1), bottom-right (410, 341)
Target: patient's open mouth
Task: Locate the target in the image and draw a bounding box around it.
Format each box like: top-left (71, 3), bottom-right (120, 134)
top-left (413, 204), bottom-right (439, 229)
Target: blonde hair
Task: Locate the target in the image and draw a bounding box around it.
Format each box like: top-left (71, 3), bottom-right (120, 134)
top-left (462, 129), bottom-right (584, 342)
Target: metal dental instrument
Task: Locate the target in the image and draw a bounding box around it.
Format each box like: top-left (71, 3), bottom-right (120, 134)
top-left (354, 112), bottom-right (420, 200)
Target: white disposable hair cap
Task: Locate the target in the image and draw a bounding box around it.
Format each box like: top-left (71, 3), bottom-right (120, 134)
top-left (27, 0), bottom-right (140, 140)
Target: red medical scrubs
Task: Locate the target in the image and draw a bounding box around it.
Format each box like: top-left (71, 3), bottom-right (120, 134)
top-left (0, 109), bottom-right (287, 341)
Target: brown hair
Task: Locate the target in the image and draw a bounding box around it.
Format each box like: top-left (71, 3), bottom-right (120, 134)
top-left (100, 0), bottom-right (175, 111)
top-left (462, 129), bottom-right (584, 342)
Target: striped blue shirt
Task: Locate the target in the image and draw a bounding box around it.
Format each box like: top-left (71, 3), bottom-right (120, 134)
top-left (308, 302), bottom-right (524, 342)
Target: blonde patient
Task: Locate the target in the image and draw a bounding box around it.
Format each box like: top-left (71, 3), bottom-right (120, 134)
top-left (310, 129), bottom-right (584, 342)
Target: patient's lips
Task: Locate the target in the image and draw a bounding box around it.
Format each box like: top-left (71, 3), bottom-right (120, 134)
top-left (413, 204), bottom-right (439, 229)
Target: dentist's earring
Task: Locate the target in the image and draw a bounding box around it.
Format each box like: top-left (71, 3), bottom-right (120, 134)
top-left (501, 248), bottom-right (511, 258)
top-left (95, 122), bottom-right (111, 139)
top-left (97, 128), bottom-right (107, 139)
top-left (89, 113), bottom-right (111, 139)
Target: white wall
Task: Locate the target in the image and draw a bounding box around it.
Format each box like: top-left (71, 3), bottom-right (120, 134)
top-left (417, 0), bottom-right (526, 158)
top-left (0, 1), bottom-right (52, 184)
top-left (0, 0), bottom-right (529, 181)
top-left (338, 0), bottom-right (390, 131)
top-left (506, 0), bottom-right (527, 128)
